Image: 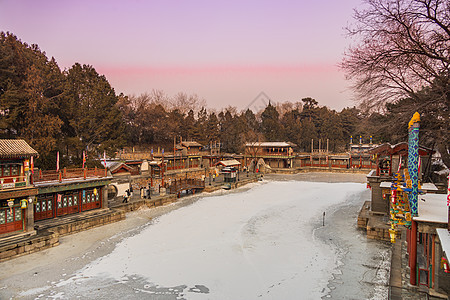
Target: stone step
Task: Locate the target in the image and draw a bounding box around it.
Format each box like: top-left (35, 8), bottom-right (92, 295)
top-left (34, 208), bottom-right (113, 232)
top-left (0, 230), bottom-right (37, 248)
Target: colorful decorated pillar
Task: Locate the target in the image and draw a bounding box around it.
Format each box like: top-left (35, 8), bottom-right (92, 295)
top-left (407, 112), bottom-right (420, 216)
top-left (407, 112), bottom-right (420, 286)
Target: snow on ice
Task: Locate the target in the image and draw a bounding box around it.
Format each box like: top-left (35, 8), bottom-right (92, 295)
top-left (58, 181), bottom-right (373, 299)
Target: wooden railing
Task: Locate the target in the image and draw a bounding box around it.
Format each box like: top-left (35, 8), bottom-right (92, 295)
top-left (167, 178), bottom-right (205, 194)
top-left (0, 175), bottom-right (27, 189)
top-left (33, 167), bottom-right (108, 183)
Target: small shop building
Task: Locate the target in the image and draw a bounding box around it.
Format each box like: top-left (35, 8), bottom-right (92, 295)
top-left (32, 168), bottom-right (111, 222)
top-left (244, 142), bottom-right (296, 169)
top-left (367, 143), bottom-right (434, 215)
top-left (406, 193), bottom-right (449, 292)
top-left (0, 139), bottom-right (38, 237)
top-left (215, 159), bottom-right (241, 171)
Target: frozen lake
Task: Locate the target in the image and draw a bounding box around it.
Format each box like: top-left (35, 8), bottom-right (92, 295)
top-left (0, 174), bottom-right (391, 299)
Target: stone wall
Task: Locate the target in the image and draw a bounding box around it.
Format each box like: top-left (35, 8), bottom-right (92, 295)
top-left (112, 196), bottom-right (179, 213)
top-left (49, 210), bottom-right (125, 236)
top-left (0, 230), bottom-right (59, 262)
top-left (268, 167), bottom-right (370, 175)
top-left (435, 239), bottom-right (450, 294)
top-left (367, 174), bottom-right (389, 215)
top-left (366, 219), bottom-right (392, 241)
top-left (357, 201), bottom-right (370, 229)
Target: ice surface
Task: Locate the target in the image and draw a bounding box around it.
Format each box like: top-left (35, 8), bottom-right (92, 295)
top-left (61, 181), bottom-right (372, 299)
top-left (3, 176), bottom-right (391, 300)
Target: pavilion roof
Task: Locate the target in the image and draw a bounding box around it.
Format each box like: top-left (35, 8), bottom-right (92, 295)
top-left (368, 142), bottom-right (433, 156)
top-left (216, 159), bottom-right (241, 167)
top-left (0, 139), bottom-right (39, 159)
top-left (245, 142), bottom-right (297, 147)
top-left (180, 141), bottom-right (202, 147)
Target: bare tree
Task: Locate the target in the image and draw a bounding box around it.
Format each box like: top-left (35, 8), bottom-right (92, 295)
top-left (170, 92), bottom-right (206, 115)
top-left (342, 0), bottom-right (449, 109)
top-left (342, 0), bottom-right (449, 167)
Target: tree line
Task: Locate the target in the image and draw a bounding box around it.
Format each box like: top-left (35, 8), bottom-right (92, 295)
top-left (0, 32), bottom-right (370, 169)
top-left (1, 2), bottom-right (448, 172)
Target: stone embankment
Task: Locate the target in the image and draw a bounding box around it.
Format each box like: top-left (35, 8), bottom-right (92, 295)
top-left (357, 200), bottom-right (393, 242)
top-left (269, 166), bottom-right (369, 175)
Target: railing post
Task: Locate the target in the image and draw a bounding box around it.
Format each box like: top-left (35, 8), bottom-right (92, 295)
top-left (39, 169), bottom-right (42, 179)
top-left (84, 168), bottom-right (87, 180)
top-left (59, 171), bottom-right (62, 182)
top-left (95, 166), bottom-right (97, 176)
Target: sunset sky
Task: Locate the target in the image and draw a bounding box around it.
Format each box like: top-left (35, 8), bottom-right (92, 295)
top-left (0, 0), bottom-right (363, 111)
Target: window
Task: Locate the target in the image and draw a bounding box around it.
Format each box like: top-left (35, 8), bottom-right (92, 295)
top-left (74, 196), bottom-right (78, 205)
top-left (11, 165), bottom-right (18, 176)
top-left (63, 197), bottom-right (67, 207)
top-left (0, 211), bottom-right (5, 224)
top-left (68, 196), bottom-right (73, 206)
top-left (15, 207), bottom-right (21, 221)
top-left (47, 199), bottom-right (52, 211)
top-left (41, 201), bottom-right (46, 211)
top-left (36, 202), bottom-right (41, 212)
top-left (3, 166), bottom-right (10, 176)
top-left (6, 210), bottom-right (13, 222)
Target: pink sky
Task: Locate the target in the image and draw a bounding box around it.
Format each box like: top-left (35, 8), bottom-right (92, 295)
top-left (0, 0), bottom-right (363, 111)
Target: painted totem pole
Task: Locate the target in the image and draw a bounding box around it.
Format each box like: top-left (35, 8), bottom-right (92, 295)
top-left (407, 112), bottom-right (420, 216)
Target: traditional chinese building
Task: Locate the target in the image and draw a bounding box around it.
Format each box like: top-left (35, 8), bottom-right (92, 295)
top-left (367, 142), bottom-right (434, 215)
top-left (349, 137), bottom-right (377, 169)
top-left (215, 159), bottom-right (241, 171)
top-left (407, 193), bottom-right (449, 291)
top-left (0, 139), bottom-right (38, 236)
top-left (176, 141), bottom-right (203, 156)
top-left (244, 142), bottom-right (296, 169)
top-left (32, 167), bottom-right (112, 222)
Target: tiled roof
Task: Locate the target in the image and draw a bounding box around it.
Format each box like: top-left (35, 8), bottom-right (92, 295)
top-left (180, 141), bottom-right (202, 147)
top-left (245, 142), bottom-right (297, 147)
top-left (368, 142), bottom-right (433, 155)
top-left (0, 139), bottom-right (39, 158)
top-left (109, 162), bottom-right (133, 173)
top-left (216, 159), bottom-right (241, 167)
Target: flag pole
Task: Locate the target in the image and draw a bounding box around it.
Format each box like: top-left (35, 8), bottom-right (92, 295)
top-left (56, 151), bottom-right (60, 172)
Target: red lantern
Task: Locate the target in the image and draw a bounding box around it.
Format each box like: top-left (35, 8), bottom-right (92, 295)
top-left (441, 257), bottom-right (450, 273)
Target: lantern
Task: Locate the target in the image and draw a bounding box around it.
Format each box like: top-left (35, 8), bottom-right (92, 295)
top-left (93, 188), bottom-right (98, 196)
top-left (21, 199), bottom-right (27, 209)
top-left (389, 227), bottom-right (397, 243)
top-left (441, 257), bottom-right (450, 273)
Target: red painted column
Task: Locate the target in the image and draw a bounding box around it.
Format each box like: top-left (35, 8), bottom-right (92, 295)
top-left (431, 235), bottom-right (436, 288)
top-left (410, 220), bottom-right (417, 285)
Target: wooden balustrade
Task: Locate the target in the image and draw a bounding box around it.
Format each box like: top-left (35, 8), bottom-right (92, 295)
top-left (167, 178), bottom-right (205, 194)
top-left (32, 167), bottom-right (108, 183)
top-left (0, 175), bottom-right (27, 189)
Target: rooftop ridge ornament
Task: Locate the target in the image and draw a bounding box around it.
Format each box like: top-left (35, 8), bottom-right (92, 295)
top-left (408, 112), bottom-right (420, 128)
